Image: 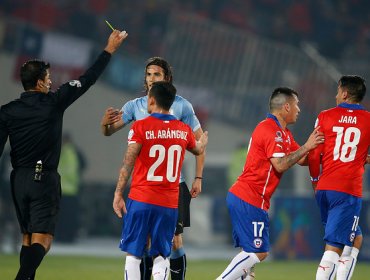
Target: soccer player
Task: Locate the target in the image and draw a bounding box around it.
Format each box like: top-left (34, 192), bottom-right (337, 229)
top-left (0, 30), bottom-right (127, 280)
top-left (308, 75), bottom-right (370, 280)
top-left (101, 57), bottom-right (205, 280)
top-left (112, 81), bottom-right (208, 280)
top-left (216, 87), bottom-right (325, 280)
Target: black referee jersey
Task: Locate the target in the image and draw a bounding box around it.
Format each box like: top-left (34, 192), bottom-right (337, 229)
top-left (0, 50), bottom-right (111, 170)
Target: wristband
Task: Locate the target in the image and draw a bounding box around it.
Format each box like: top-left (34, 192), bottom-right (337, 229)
top-left (310, 176), bottom-right (319, 182)
top-left (194, 176), bottom-right (203, 180)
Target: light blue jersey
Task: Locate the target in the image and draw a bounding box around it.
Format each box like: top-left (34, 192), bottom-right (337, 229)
top-left (121, 94), bottom-right (201, 182)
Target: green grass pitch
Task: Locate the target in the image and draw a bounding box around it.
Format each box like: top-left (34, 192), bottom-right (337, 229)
top-left (1, 254), bottom-right (369, 279)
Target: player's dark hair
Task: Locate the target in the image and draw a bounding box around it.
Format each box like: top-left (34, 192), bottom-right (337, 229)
top-left (144, 57), bottom-right (173, 92)
top-left (20, 59), bottom-right (50, 90)
top-left (269, 87), bottom-right (298, 112)
top-left (338, 75), bottom-right (366, 103)
top-left (149, 81), bottom-right (177, 111)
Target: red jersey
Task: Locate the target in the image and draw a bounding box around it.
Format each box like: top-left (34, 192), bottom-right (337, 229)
top-left (230, 115), bottom-right (300, 211)
top-left (309, 103), bottom-right (370, 197)
top-left (127, 114), bottom-right (196, 208)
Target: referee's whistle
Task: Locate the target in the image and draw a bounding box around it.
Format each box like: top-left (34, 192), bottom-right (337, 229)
top-left (34, 160), bottom-right (42, 181)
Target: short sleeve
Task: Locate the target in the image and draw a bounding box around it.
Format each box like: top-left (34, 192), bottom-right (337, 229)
top-left (186, 125), bottom-right (197, 150)
top-left (254, 124), bottom-right (284, 159)
top-left (122, 100), bottom-right (136, 125)
top-left (128, 122), bottom-right (143, 145)
top-left (180, 98), bottom-right (201, 131)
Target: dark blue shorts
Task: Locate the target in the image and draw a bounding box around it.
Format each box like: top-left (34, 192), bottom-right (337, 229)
top-left (119, 199), bottom-right (178, 257)
top-left (316, 190), bottom-right (362, 248)
top-left (227, 192), bottom-right (270, 253)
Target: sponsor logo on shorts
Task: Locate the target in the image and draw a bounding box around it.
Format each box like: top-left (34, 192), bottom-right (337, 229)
top-left (253, 238), bottom-right (263, 248)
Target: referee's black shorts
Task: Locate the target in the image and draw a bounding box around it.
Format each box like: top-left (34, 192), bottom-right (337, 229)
top-left (11, 168), bottom-right (61, 235)
top-left (175, 182), bottom-right (192, 235)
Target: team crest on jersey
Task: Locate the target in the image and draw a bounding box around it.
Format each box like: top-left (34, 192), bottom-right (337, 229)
top-left (68, 80), bottom-right (82, 87)
top-left (275, 131), bottom-right (283, 142)
top-left (349, 232), bottom-right (355, 243)
top-left (128, 129), bottom-right (134, 140)
top-left (253, 238), bottom-right (263, 248)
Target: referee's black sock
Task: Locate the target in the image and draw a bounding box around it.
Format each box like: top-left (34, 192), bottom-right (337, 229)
top-left (170, 248), bottom-right (187, 280)
top-left (16, 243), bottom-right (45, 280)
top-left (19, 246), bottom-right (35, 280)
top-left (140, 256), bottom-right (153, 280)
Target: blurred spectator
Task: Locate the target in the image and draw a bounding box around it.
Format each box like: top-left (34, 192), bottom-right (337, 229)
top-left (55, 133), bottom-right (86, 243)
top-left (2, 0), bottom-right (370, 61)
top-left (227, 142), bottom-right (248, 188)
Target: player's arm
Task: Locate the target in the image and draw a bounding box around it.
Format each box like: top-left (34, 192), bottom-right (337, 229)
top-left (366, 154), bottom-right (370, 165)
top-left (188, 131), bottom-right (208, 156)
top-left (270, 126), bottom-right (324, 173)
top-left (308, 147), bottom-right (322, 191)
top-left (113, 142), bottom-right (142, 218)
top-left (101, 107), bottom-right (124, 136)
top-left (189, 128), bottom-right (207, 198)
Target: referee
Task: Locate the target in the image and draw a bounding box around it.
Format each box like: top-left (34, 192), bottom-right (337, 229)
top-left (0, 29), bottom-right (127, 280)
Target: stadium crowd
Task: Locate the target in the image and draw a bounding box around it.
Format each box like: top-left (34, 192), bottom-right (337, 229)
top-left (1, 0), bottom-right (370, 60)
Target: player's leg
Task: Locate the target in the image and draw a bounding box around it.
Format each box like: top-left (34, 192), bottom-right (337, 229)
top-left (217, 251), bottom-right (263, 280)
top-left (316, 245), bottom-right (341, 280)
top-left (315, 191), bottom-right (361, 280)
top-left (170, 182), bottom-right (191, 280)
top-left (216, 193), bottom-right (269, 280)
top-left (125, 254), bottom-right (142, 280)
top-left (150, 204), bottom-right (177, 280)
top-left (140, 237), bottom-right (153, 280)
top-left (16, 233), bottom-right (52, 280)
top-left (152, 255), bottom-right (170, 280)
top-left (12, 169), bottom-right (60, 280)
top-left (120, 199), bottom-right (152, 280)
top-left (243, 264), bottom-right (256, 280)
top-left (336, 232), bottom-right (362, 280)
top-left (171, 234), bottom-right (186, 279)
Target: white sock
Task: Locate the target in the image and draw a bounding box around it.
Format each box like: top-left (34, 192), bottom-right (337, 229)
top-left (216, 251), bottom-right (260, 280)
top-left (125, 256), bottom-right (141, 280)
top-left (337, 247), bottom-right (358, 280)
top-left (152, 255), bottom-right (170, 280)
top-left (316, 250), bottom-right (339, 280)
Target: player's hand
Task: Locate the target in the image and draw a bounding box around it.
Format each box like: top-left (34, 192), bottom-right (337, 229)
top-left (101, 107), bottom-right (122, 126)
top-left (190, 178), bottom-right (202, 198)
top-left (113, 192), bottom-right (127, 218)
top-left (366, 154), bottom-right (370, 164)
top-left (104, 29), bottom-right (128, 54)
top-left (311, 182), bottom-right (318, 194)
top-left (304, 126), bottom-right (324, 151)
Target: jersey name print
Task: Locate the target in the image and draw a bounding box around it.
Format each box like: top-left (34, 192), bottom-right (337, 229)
top-left (311, 103), bottom-right (370, 197)
top-left (128, 114), bottom-right (196, 208)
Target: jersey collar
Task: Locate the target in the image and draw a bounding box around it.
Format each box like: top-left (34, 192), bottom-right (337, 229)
top-left (150, 113), bottom-right (177, 120)
top-left (338, 103), bottom-right (365, 110)
top-left (266, 113), bottom-right (283, 129)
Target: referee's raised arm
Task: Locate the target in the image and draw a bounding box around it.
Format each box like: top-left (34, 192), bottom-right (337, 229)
top-left (56, 30), bottom-right (128, 110)
top-left (0, 28), bottom-right (127, 280)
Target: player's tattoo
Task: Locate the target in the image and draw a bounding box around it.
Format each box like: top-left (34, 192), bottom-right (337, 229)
top-left (115, 143), bottom-right (142, 194)
top-left (276, 145), bottom-right (309, 170)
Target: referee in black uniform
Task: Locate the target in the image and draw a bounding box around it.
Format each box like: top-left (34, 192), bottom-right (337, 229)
top-left (0, 29), bottom-right (127, 280)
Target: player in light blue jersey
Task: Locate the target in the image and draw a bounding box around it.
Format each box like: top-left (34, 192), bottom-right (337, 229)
top-left (101, 57), bottom-right (205, 280)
